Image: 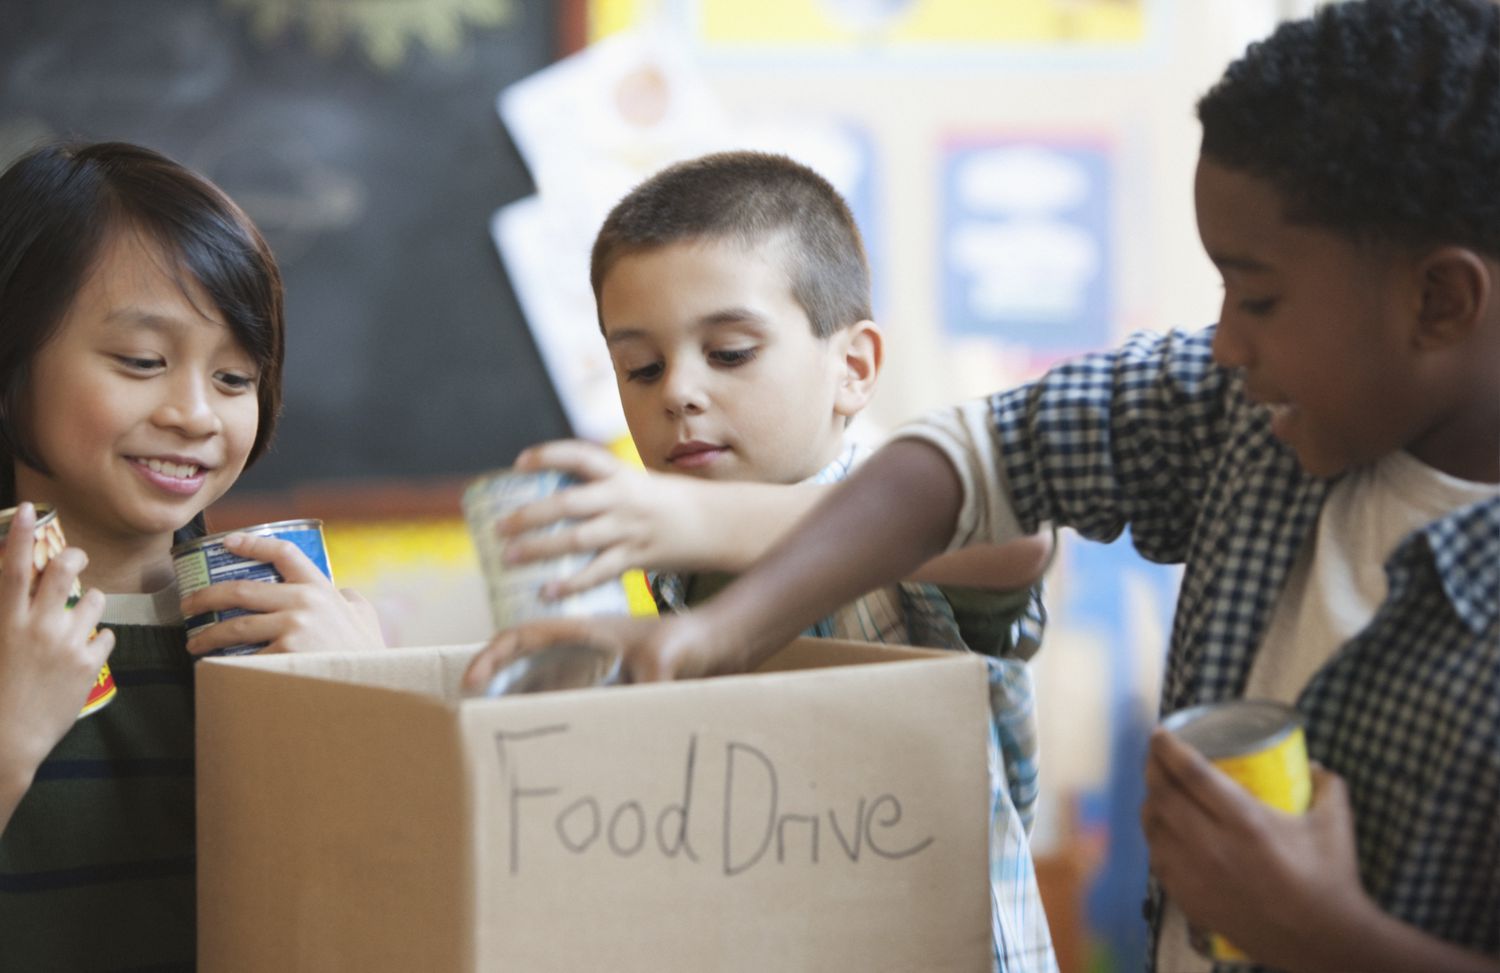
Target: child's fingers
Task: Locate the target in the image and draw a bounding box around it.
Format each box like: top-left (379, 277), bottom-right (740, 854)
top-left (1150, 727), bottom-right (1249, 823)
top-left (1307, 764), bottom-right (1351, 818)
top-left (180, 577), bottom-right (300, 617)
top-left (220, 532), bottom-right (327, 584)
top-left (462, 631), bottom-right (525, 692)
top-left (515, 439), bottom-right (622, 481)
top-left (69, 587), bottom-right (111, 649)
top-left (79, 619), bottom-right (116, 672)
top-left (460, 619), bottom-right (594, 693)
top-left (538, 552), bottom-right (627, 600)
top-left (32, 547), bottom-right (88, 614)
top-left (0, 501), bottom-right (38, 612)
top-left (459, 617), bottom-right (624, 695)
top-left (185, 610), bottom-right (280, 656)
top-left (500, 492), bottom-right (581, 538)
top-left (503, 513), bottom-right (621, 565)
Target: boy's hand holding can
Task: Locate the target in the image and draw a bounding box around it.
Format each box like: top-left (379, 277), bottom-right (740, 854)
top-left (1141, 723), bottom-right (1370, 971)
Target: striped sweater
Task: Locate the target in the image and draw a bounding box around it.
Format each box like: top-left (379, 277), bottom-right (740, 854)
top-left (0, 597), bottom-right (195, 971)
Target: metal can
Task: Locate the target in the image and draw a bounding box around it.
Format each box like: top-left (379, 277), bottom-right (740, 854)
top-left (171, 518), bottom-right (331, 656)
top-left (462, 468), bottom-right (632, 631)
top-left (484, 642), bottom-right (622, 697)
top-left (1163, 699), bottom-right (1312, 964)
top-left (0, 504), bottom-right (116, 718)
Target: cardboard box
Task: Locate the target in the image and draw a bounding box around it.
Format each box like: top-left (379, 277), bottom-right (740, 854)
top-left (196, 639), bottom-right (995, 971)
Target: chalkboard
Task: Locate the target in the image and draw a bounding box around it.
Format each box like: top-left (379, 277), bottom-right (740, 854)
top-left (0, 0), bottom-right (572, 493)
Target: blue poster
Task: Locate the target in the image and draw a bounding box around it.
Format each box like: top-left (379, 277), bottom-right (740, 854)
top-left (940, 139), bottom-right (1112, 352)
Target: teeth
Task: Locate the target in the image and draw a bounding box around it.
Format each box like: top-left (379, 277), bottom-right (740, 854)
top-left (144, 458), bottom-right (200, 478)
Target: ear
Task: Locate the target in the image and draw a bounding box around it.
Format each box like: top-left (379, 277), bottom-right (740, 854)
top-left (833, 320), bottom-right (882, 418)
top-left (1413, 246), bottom-right (1491, 350)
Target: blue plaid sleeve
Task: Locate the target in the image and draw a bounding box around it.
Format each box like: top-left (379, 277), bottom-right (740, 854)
top-left (993, 327), bottom-right (1237, 564)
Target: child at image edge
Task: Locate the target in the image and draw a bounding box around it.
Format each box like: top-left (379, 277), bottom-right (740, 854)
top-left (495, 150), bottom-right (1058, 972)
top-left (466, 2), bottom-right (1500, 971)
top-left (0, 141), bottom-right (385, 968)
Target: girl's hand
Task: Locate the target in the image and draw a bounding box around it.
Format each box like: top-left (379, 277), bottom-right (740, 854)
top-left (1140, 727), bottom-right (1374, 972)
top-left (0, 503), bottom-right (114, 826)
top-left (500, 440), bottom-right (715, 598)
top-left (180, 531), bottom-right (384, 656)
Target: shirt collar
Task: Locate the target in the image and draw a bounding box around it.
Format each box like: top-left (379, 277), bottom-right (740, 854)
top-left (806, 439), bottom-right (866, 486)
top-left (1411, 494), bottom-right (1500, 635)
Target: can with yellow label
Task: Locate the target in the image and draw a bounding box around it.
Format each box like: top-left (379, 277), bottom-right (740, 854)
top-left (1162, 698), bottom-right (1312, 963)
top-left (0, 503), bottom-right (116, 718)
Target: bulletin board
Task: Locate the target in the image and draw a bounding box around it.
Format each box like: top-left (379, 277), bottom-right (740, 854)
top-left (0, 0), bottom-right (572, 494)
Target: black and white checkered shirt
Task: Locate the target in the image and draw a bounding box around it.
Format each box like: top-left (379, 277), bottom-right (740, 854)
top-left (911, 326), bottom-right (1499, 969)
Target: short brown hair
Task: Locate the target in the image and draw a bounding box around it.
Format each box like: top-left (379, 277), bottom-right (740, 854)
top-left (590, 151), bottom-right (871, 339)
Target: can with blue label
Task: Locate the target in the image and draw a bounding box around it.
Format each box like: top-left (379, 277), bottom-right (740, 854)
top-left (171, 518), bottom-right (331, 656)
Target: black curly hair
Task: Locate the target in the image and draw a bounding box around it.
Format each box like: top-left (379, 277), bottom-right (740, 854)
top-left (1197, 0), bottom-right (1499, 258)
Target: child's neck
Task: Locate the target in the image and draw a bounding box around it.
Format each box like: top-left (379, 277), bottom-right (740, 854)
top-left (70, 530), bottom-right (177, 595)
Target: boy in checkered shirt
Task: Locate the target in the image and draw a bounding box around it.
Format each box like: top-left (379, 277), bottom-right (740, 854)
top-left (470, 2), bottom-right (1499, 970)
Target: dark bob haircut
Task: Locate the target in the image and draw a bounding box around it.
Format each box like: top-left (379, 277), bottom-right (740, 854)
top-left (0, 141), bottom-right (285, 516)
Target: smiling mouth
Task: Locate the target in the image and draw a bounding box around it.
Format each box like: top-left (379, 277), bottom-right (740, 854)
top-left (130, 457), bottom-right (205, 479)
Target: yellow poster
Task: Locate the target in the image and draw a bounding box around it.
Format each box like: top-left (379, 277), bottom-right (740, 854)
top-left (589, 0), bottom-right (1144, 46)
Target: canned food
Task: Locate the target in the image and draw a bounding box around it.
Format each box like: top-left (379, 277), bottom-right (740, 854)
top-left (171, 519), bottom-right (331, 656)
top-left (484, 642), bottom-right (622, 697)
top-left (462, 468), bottom-right (632, 631)
top-left (1163, 699), bottom-right (1312, 963)
top-left (0, 504), bottom-right (116, 718)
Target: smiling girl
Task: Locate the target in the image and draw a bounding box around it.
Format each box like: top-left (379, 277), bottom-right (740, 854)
top-left (0, 141), bottom-right (383, 968)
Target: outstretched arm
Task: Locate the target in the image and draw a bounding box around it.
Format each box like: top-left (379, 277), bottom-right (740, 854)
top-left (499, 438), bottom-right (1046, 599)
top-left (676, 437), bottom-right (967, 673)
top-left (463, 436), bottom-right (970, 689)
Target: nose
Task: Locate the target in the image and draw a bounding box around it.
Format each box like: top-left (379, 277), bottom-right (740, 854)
top-left (660, 361), bottom-right (708, 417)
top-left (1210, 310), bottom-right (1251, 370)
top-left (154, 372), bottom-right (221, 438)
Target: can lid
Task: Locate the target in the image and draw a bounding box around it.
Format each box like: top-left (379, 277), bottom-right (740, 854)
top-left (171, 518), bottom-right (325, 556)
top-left (1161, 699), bottom-right (1304, 759)
top-left (484, 642), bottom-right (622, 697)
top-left (0, 502), bottom-right (58, 537)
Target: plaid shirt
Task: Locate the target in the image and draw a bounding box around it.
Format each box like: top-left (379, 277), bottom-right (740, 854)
top-left (905, 327), bottom-right (1500, 971)
top-left (652, 442), bottom-right (1058, 973)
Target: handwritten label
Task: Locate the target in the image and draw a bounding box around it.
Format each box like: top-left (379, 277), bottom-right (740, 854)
top-left (492, 725), bottom-right (935, 876)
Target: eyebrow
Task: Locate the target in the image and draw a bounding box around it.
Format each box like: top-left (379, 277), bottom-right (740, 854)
top-left (1206, 252), bottom-right (1275, 274)
top-left (605, 308), bottom-right (769, 346)
top-left (103, 307), bottom-right (191, 331)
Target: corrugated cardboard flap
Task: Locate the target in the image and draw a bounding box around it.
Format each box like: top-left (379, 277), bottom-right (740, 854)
top-left (197, 648), bottom-right (481, 972)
